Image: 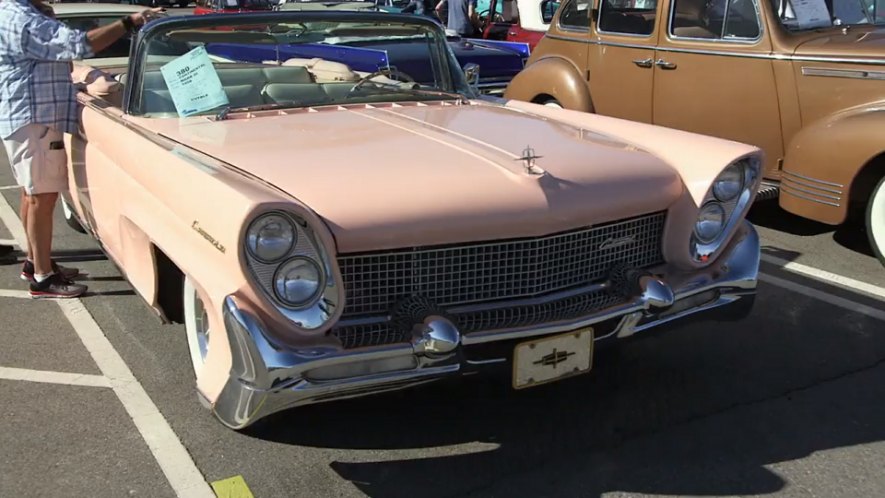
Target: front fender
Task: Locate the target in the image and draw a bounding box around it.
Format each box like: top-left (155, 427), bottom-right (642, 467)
top-left (504, 56), bottom-right (593, 112)
top-left (781, 103), bottom-right (885, 225)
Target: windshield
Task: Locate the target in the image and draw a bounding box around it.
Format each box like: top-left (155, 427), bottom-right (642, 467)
top-left (135, 15), bottom-right (472, 117)
top-left (773, 0), bottom-right (884, 30)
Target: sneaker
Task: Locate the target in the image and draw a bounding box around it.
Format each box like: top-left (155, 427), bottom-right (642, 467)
top-left (20, 259), bottom-right (79, 282)
top-left (0, 244), bottom-right (15, 265)
top-left (29, 273), bottom-right (87, 299)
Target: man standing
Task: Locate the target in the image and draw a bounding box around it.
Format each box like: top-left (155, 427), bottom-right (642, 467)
top-left (0, 0), bottom-right (160, 298)
top-left (435, 0), bottom-right (479, 37)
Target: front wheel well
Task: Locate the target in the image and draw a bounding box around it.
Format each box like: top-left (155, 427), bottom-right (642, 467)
top-left (531, 94), bottom-right (558, 104)
top-left (848, 152), bottom-right (885, 219)
top-left (154, 245), bottom-right (184, 324)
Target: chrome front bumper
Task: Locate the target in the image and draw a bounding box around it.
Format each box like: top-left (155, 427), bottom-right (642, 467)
top-left (212, 222), bottom-right (760, 429)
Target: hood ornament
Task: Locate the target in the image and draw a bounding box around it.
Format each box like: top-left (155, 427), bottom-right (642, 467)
top-left (516, 145), bottom-right (545, 176)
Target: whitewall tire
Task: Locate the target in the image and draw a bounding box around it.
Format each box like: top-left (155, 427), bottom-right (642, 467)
top-left (867, 175), bottom-right (885, 267)
top-left (542, 99), bottom-right (563, 109)
top-left (183, 276), bottom-right (211, 378)
top-left (61, 199), bottom-right (86, 233)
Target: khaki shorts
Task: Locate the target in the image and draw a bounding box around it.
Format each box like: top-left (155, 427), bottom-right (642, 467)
top-left (2, 124), bottom-right (69, 195)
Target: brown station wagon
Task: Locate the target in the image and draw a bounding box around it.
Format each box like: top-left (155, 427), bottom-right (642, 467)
top-left (505, 0), bottom-right (885, 266)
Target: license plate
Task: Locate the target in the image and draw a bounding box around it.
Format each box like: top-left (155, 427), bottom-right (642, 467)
top-left (512, 328), bottom-right (594, 389)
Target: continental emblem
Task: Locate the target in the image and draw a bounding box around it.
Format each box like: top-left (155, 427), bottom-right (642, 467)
top-left (533, 348), bottom-right (575, 368)
top-left (191, 221), bottom-right (226, 254)
top-left (599, 235), bottom-right (636, 251)
top-left (516, 145), bottom-right (545, 175)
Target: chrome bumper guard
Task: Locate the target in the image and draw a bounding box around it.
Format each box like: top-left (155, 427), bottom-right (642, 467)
top-left (213, 222), bottom-right (761, 429)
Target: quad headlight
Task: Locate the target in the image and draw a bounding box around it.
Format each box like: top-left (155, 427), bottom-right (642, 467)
top-left (712, 162), bottom-right (745, 202)
top-left (246, 214), bottom-right (295, 262)
top-left (690, 156), bottom-right (761, 263)
top-left (273, 257), bottom-right (322, 307)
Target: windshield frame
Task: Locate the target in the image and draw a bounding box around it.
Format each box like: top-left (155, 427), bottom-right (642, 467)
top-left (124, 12), bottom-right (470, 116)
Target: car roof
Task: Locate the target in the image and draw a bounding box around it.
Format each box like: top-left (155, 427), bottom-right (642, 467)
top-left (52, 3), bottom-right (147, 15)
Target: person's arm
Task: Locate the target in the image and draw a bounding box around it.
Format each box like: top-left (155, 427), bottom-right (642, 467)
top-left (469, 0), bottom-right (479, 27)
top-left (21, 8), bottom-right (163, 62)
top-left (435, 0), bottom-right (447, 14)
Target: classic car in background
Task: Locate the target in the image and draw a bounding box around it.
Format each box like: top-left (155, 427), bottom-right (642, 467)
top-left (506, 0), bottom-right (885, 266)
top-left (67, 11), bottom-right (761, 429)
top-left (272, 0), bottom-right (531, 93)
top-left (480, 0), bottom-right (557, 49)
top-left (194, 0), bottom-right (276, 14)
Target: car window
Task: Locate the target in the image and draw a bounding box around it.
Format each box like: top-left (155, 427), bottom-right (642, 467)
top-left (670, 0), bottom-right (761, 39)
top-left (558, 0), bottom-right (592, 30)
top-left (541, 0), bottom-right (561, 23)
top-left (597, 0), bottom-right (657, 35)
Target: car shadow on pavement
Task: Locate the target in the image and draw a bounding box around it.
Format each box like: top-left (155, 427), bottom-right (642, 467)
top-left (747, 200), bottom-right (874, 258)
top-left (244, 273), bottom-right (885, 498)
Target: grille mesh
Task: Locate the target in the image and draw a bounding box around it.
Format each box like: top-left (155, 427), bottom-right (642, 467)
top-left (333, 287), bottom-right (627, 349)
top-left (336, 212), bottom-right (666, 317)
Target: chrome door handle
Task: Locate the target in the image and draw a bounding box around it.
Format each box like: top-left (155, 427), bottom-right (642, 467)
top-left (508, 31), bottom-right (518, 36)
top-left (655, 59), bottom-right (677, 69)
top-left (632, 58), bottom-right (653, 68)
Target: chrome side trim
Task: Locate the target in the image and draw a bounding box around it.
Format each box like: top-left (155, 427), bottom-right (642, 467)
top-left (782, 169), bottom-right (844, 188)
top-left (801, 67), bottom-right (885, 80)
top-left (544, 33), bottom-right (885, 65)
top-left (781, 185), bottom-right (841, 207)
top-left (780, 183), bottom-right (840, 201)
top-left (780, 176), bottom-right (843, 195)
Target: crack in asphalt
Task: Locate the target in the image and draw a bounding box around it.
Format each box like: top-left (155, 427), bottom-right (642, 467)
top-left (456, 356), bottom-right (885, 498)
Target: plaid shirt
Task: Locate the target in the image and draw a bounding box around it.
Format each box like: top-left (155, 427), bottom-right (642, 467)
top-left (0, 0), bottom-right (93, 138)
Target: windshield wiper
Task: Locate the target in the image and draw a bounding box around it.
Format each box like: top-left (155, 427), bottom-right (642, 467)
top-left (214, 101), bottom-right (312, 120)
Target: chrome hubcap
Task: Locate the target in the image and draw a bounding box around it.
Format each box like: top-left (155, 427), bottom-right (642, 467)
top-left (193, 293), bottom-right (210, 364)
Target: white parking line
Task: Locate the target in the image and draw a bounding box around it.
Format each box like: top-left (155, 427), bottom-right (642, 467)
top-left (0, 366), bottom-right (111, 388)
top-left (760, 273), bottom-right (885, 322)
top-left (762, 253), bottom-right (885, 301)
top-left (0, 289), bottom-right (32, 299)
top-left (0, 194), bottom-right (214, 498)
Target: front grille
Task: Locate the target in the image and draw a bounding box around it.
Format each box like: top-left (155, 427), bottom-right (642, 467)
top-left (333, 287), bottom-right (627, 349)
top-left (337, 212), bottom-right (666, 318)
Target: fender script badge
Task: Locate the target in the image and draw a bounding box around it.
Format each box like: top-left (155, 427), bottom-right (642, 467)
top-left (599, 235), bottom-right (636, 251)
top-left (516, 145), bottom-right (545, 175)
top-left (192, 220), bottom-right (226, 254)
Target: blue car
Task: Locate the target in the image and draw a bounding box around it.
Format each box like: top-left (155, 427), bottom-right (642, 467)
top-left (255, 1), bottom-right (530, 93)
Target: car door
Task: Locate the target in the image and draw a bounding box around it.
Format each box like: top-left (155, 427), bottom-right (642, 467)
top-left (652, 0), bottom-right (784, 174)
top-left (587, 0), bottom-right (660, 123)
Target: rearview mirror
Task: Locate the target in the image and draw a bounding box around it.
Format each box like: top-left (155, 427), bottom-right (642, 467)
top-left (463, 63), bottom-right (480, 88)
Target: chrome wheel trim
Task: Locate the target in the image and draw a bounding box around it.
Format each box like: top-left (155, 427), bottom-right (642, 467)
top-left (868, 175), bottom-right (885, 267)
top-left (183, 276), bottom-right (210, 376)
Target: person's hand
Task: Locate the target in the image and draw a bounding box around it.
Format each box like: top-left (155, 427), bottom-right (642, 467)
top-left (129, 8), bottom-right (165, 27)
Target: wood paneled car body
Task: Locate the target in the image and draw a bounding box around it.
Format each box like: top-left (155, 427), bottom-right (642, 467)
top-left (506, 0), bottom-right (885, 265)
top-left (65, 11), bottom-right (762, 429)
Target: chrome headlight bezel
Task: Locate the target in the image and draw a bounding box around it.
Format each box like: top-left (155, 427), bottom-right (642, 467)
top-left (242, 210), bottom-right (338, 330)
top-left (691, 157), bottom-right (760, 263)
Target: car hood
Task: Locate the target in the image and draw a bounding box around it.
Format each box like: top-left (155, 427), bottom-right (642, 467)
top-left (793, 25), bottom-right (885, 58)
top-left (138, 102), bottom-right (683, 253)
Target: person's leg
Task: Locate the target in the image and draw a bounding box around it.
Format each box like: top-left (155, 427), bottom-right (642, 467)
top-left (19, 188), bottom-right (32, 261)
top-left (25, 192), bottom-right (57, 276)
top-left (4, 125), bottom-right (84, 297)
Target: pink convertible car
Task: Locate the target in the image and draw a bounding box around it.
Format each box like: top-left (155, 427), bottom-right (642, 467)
top-left (65, 11), bottom-right (761, 428)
